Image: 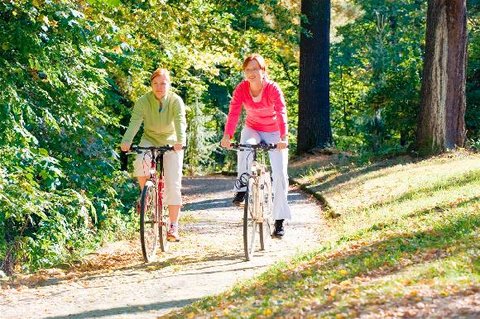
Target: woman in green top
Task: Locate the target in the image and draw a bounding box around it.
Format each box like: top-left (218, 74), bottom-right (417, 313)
top-left (121, 68), bottom-right (187, 242)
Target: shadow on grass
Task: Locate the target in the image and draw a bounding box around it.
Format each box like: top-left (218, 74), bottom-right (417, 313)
top-left (298, 157), bottom-right (418, 196)
top-left (309, 284), bottom-right (480, 318)
top-left (177, 208), bottom-right (480, 318)
top-left (308, 203), bottom-right (480, 277)
top-left (359, 195), bottom-right (480, 236)
top-left (352, 170), bottom-right (480, 214)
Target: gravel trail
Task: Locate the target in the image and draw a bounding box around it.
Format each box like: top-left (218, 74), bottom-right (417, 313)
top-left (0, 175), bottom-right (325, 319)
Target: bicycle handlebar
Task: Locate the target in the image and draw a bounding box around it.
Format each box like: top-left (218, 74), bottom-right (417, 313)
top-left (230, 142), bottom-right (283, 151)
top-left (120, 145), bottom-right (183, 171)
top-left (124, 145), bottom-right (187, 154)
top-left (129, 145), bottom-right (175, 153)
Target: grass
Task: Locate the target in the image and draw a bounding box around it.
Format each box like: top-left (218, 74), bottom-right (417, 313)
top-left (162, 151), bottom-right (480, 318)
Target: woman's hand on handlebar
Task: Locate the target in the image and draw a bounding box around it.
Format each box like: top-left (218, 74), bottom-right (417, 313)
top-left (220, 134), bottom-right (231, 149)
top-left (121, 142), bottom-right (131, 152)
top-left (277, 138), bottom-right (288, 150)
top-left (173, 143), bottom-right (184, 152)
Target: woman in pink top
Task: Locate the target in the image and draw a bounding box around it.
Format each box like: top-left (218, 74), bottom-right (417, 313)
top-left (220, 54), bottom-right (291, 238)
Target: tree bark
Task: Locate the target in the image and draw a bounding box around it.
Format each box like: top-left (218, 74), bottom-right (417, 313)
top-left (297, 0), bottom-right (332, 154)
top-left (417, 0), bottom-right (467, 154)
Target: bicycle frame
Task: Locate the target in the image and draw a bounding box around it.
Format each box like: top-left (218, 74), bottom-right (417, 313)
top-left (247, 152), bottom-right (268, 222)
top-left (144, 148), bottom-right (165, 222)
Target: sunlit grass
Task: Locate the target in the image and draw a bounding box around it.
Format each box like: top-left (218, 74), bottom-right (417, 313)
top-left (162, 151), bottom-right (480, 319)
top-left (179, 211), bottom-right (200, 224)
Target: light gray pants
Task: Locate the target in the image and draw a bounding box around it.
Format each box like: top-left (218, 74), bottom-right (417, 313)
top-left (235, 126), bottom-right (292, 220)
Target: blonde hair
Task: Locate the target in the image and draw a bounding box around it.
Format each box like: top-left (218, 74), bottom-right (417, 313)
top-left (150, 68), bottom-right (171, 82)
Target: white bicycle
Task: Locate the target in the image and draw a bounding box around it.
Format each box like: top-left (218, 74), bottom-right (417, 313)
top-left (232, 142), bottom-right (276, 261)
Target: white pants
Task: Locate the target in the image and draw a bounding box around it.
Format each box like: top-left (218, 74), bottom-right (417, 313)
top-left (235, 127), bottom-right (291, 220)
top-left (134, 142), bottom-right (183, 206)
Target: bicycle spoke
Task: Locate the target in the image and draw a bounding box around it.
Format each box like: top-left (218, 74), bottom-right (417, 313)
top-left (159, 203), bottom-right (169, 252)
top-left (244, 178), bottom-right (263, 261)
top-left (140, 184), bottom-right (159, 262)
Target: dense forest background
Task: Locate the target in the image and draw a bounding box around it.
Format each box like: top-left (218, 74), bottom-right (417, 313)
top-left (1, 0), bottom-right (479, 273)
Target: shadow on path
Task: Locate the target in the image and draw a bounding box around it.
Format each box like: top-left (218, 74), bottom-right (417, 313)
top-left (43, 298), bottom-right (199, 319)
top-left (184, 198), bottom-right (232, 210)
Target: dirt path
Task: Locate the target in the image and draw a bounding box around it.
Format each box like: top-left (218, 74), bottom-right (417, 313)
top-left (0, 175), bottom-right (325, 319)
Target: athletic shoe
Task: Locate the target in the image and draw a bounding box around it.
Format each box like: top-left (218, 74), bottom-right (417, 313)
top-left (273, 219), bottom-right (285, 238)
top-left (232, 191), bottom-right (246, 206)
top-left (167, 224), bottom-right (180, 242)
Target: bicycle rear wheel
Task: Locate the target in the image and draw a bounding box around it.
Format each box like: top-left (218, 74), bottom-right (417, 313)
top-left (243, 179), bottom-right (259, 261)
top-left (140, 182), bottom-right (159, 262)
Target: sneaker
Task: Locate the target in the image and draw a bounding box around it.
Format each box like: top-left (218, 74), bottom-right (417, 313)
top-left (273, 219), bottom-right (285, 238)
top-left (232, 191), bottom-right (246, 206)
top-left (167, 224), bottom-right (180, 242)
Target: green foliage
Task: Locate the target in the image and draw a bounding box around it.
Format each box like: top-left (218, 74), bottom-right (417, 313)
top-left (185, 99), bottom-right (218, 175)
top-left (2, 0), bottom-right (478, 274)
top-left (467, 138), bottom-right (480, 152)
top-left (330, 0), bottom-right (479, 154)
top-left (0, 0), bottom-right (136, 273)
top-left (331, 0), bottom-right (426, 153)
top-left (0, 0), bottom-right (300, 273)
top-left (467, 0), bottom-right (480, 142)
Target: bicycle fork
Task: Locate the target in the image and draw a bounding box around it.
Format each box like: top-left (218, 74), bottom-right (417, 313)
top-left (249, 160), bottom-right (265, 222)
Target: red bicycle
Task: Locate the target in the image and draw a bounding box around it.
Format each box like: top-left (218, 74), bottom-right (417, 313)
top-left (128, 145), bottom-right (174, 262)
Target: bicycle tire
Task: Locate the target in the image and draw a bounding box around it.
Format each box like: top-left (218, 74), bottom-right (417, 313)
top-left (259, 170), bottom-right (274, 250)
top-left (140, 182), bottom-right (159, 262)
top-left (259, 222), bottom-right (265, 251)
top-left (158, 204), bottom-right (169, 252)
top-left (263, 171), bottom-right (274, 239)
top-left (258, 176), bottom-right (265, 251)
top-left (243, 178), bottom-right (258, 261)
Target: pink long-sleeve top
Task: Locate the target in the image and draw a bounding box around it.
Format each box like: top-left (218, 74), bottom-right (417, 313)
top-left (224, 80), bottom-right (288, 138)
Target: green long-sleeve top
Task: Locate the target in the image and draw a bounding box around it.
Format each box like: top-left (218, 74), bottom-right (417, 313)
top-left (122, 91), bottom-right (187, 146)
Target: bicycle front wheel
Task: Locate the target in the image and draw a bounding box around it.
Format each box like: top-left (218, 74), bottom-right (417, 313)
top-left (243, 179), bottom-right (259, 261)
top-left (140, 182), bottom-right (159, 262)
top-left (158, 204), bottom-right (169, 252)
top-left (259, 171), bottom-right (273, 250)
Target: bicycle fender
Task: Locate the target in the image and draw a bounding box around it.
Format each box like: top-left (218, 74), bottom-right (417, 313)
top-left (145, 180), bottom-right (155, 187)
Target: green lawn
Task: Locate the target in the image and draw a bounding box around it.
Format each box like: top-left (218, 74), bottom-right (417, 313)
top-left (164, 151), bottom-right (480, 319)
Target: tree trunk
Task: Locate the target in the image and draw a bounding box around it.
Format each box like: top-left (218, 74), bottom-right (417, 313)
top-left (297, 0), bottom-right (332, 154)
top-left (417, 0), bottom-right (467, 154)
